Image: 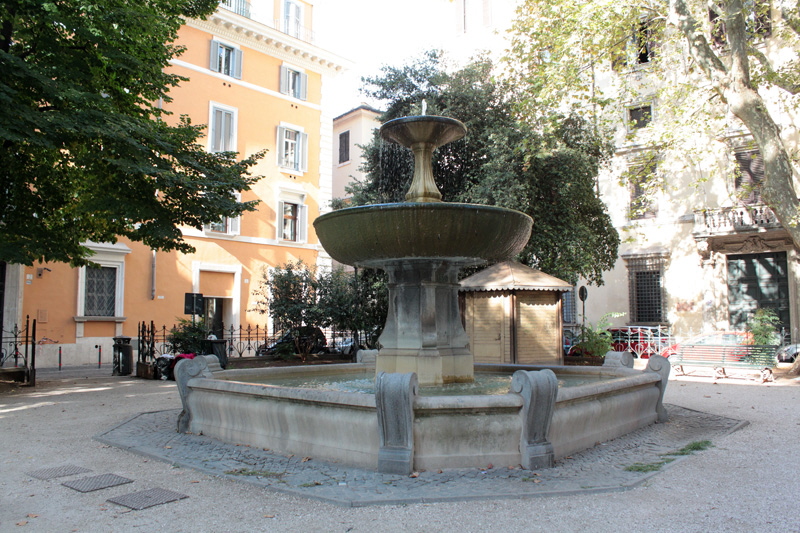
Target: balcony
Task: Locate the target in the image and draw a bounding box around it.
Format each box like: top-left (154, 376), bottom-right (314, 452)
top-left (217, 1), bottom-right (316, 43)
top-left (693, 205), bottom-right (782, 237)
top-left (219, 0), bottom-right (250, 18)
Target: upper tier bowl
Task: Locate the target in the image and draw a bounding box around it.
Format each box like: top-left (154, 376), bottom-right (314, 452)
top-left (314, 202), bottom-right (533, 267)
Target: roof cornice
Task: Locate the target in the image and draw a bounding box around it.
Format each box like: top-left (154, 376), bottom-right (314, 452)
top-left (186, 10), bottom-right (351, 75)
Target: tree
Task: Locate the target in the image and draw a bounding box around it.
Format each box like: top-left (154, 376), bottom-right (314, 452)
top-left (316, 267), bottom-right (387, 349)
top-left (349, 52), bottom-right (619, 285)
top-left (251, 262), bottom-right (388, 355)
top-left (505, 0), bottom-right (800, 247)
top-left (0, 0), bottom-right (263, 266)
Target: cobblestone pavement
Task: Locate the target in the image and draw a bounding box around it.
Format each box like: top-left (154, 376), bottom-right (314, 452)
top-left (96, 403), bottom-right (745, 507)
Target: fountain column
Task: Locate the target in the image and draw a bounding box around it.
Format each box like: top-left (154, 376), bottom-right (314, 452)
top-left (377, 259), bottom-right (473, 385)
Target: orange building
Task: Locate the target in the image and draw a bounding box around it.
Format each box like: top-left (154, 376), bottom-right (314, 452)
top-left (2, 1), bottom-right (347, 367)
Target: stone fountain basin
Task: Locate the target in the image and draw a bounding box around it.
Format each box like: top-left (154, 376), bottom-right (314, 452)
top-left (313, 203), bottom-right (533, 267)
top-left (177, 362), bottom-right (668, 471)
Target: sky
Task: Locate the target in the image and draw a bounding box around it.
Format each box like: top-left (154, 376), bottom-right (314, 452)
top-left (313, 0), bottom-right (452, 116)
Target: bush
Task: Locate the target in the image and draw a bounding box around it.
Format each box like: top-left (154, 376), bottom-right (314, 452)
top-left (746, 308), bottom-right (781, 345)
top-left (570, 312), bottom-right (625, 357)
top-left (168, 318), bottom-right (209, 355)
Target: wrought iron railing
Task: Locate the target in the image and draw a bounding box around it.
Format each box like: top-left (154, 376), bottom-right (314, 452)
top-left (137, 322), bottom-right (277, 363)
top-left (1, 316), bottom-right (36, 385)
top-left (219, 0), bottom-right (250, 18)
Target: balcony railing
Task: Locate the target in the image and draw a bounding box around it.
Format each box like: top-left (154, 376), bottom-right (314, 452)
top-left (274, 19), bottom-right (315, 43)
top-left (219, 0), bottom-right (250, 18)
top-left (693, 205), bottom-right (782, 236)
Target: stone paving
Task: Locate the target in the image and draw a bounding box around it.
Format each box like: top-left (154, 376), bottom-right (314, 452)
top-left (95, 403), bottom-right (746, 507)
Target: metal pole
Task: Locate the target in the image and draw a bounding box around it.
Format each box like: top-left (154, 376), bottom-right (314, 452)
top-left (96, 345), bottom-right (102, 368)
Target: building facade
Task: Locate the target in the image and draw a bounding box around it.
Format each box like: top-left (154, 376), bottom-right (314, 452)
top-left (332, 104), bottom-right (381, 202)
top-left (2, 1), bottom-right (347, 366)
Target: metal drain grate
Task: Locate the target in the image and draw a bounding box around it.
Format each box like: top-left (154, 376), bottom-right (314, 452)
top-left (63, 474), bottom-right (133, 493)
top-left (27, 465), bottom-right (92, 480)
top-left (107, 488), bottom-right (188, 510)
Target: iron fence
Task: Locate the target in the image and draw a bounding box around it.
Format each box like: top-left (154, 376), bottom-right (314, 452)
top-left (137, 322), bottom-right (277, 363)
top-left (1, 316), bottom-right (36, 385)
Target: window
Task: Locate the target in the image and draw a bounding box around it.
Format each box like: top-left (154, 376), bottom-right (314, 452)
top-left (209, 40), bottom-right (242, 79)
top-left (612, 18), bottom-right (661, 70)
top-left (626, 156), bottom-right (658, 220)
top-left (625, 254), bottom-right (668, 324)
top-left (279, 65), bottom-right (308, 100)
top-left (76, 242), bottom-right (130, 320)
top-left (283, 0), bottom-right (302, 38)
top-left (277, 192), bottom-right (308, 243)
top-left (282, 202), bottom-right (299, 241)
top-left (338, 130), bottom-right (350, 164)
top-left (561, 287), bottom-right (577, 325)
top-left (628, 104), bottom-right (653, 130)
top-left (205, 192), bottom-right (242, 236)
top-left (210, 104), bottom-right (236, 153)
top-left (85, 267), bottom-right (116, 316)
top-left (277, 124), bottom-right (308, 172)
top-left (634, 20), bottom-right (657, 64)
top-left (733, 144), bottom-right (764, 205)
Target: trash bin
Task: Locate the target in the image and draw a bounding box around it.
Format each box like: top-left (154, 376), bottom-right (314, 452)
top-left (113, 336), bottom-right (133, 376)
top-left (205, 338), bottom-right (228, 369)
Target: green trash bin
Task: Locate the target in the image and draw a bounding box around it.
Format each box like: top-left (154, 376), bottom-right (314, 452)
top-left (113, 336), bottom-right (133, 376)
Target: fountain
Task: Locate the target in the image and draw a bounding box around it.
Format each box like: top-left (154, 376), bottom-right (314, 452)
top-left (174, 114), bottom-right (671, 475)
top-left (313, 115), bottom-right (532, 386)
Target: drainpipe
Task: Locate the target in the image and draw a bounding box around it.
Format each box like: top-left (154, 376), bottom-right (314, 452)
top-left (150, 250), bottom-right (156, 300)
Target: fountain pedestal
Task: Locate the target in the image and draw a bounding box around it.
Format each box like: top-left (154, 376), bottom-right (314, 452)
top-left (376, 259), bottom-right (474, 386)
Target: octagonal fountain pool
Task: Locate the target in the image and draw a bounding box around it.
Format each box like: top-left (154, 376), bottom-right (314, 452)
top-left (174, 113), bottom-right (670, 474)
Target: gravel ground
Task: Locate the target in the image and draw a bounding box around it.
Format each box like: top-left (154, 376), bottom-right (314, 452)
top-left (1, 366), bottom-right (799, 532)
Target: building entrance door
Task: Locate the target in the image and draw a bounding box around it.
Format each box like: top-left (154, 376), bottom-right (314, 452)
top-left (204, 297), bottom-right (225, 339)
top-left (727, 251), bottom-right (790, 333)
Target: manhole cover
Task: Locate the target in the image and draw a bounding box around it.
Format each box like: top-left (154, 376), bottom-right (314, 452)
top-left (27, 465), bottom-right (92, 480)
top-left (107, 488), bottom-right (188, 510)
top-left (63, 474), bottom-right (133, 493)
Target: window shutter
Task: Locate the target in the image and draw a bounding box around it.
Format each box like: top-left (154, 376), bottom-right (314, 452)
top-left (276, 126), bottom-right (286, 166)
top-left (299, 132), bottom-right (309, 172)
top-left (298, 72), bottom-right (308, 100)
top-left (223, 110), bottom-right (233, 151)
top-left (210, 40), bottom-right (221, 72)
top-left (229, 192), bottom-right (242, 235)
top-left (279, 66), bottom-right (289, 95)
top-left (233, 48), bottom-right (243, 79)
top-left (734, 147), bottom-right (764, 205)
top-left (211, 108), bottom-right (220, 151)
top-left (277, 200), bottom-right (285, 239)
top-left (299, 204), bottom-right (308, 243)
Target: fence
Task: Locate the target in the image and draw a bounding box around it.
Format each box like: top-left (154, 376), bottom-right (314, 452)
top-left (1, 316), bottom-right (37, 385)
top-left (137, 322), bottom-right (278, 364)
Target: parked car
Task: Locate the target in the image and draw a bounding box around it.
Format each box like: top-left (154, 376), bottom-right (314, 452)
top-left (660, 331), bottom-right (752, 359)
top-left (608, 326), bottom-right (671, 359)
top-left (257, 326), bottom-right (326, 356)
top-left (776, 344), bottom-right (799, 363)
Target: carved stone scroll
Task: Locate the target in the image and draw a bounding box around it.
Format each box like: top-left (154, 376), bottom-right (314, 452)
top-left (646, 355), bottom-right (671, 423)
top-left (375, 372), bottom-right (418, 474)
top-left (511, 369), bottom-right (558, 469)
top-left (175, 356), bottom-right (213, 433)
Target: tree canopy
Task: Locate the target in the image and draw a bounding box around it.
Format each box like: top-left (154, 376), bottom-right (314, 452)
top-left (0, 0), bottom-right (263, 266)
top-left (504, 0), bottom-right (800, 246)
top-left (347, 52), bottom-right (619, 285)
